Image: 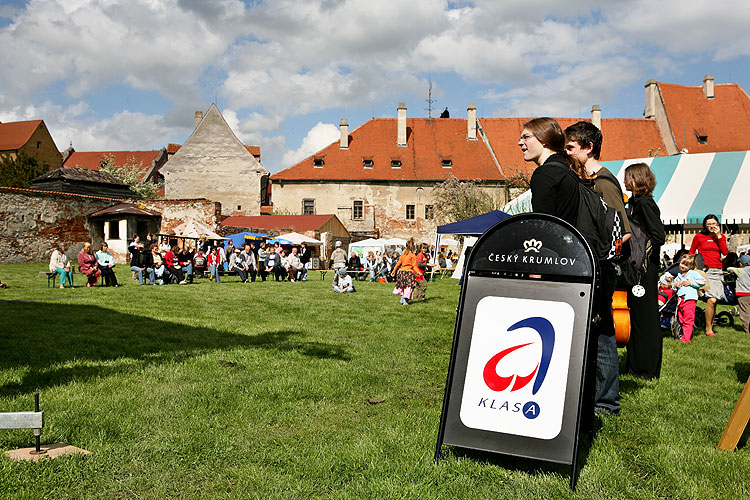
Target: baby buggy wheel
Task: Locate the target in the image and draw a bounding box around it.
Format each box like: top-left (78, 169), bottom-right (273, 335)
top-left (715, 311), bottom-right (734, 328)
top-left (694, 306), bottom-right (706, 329)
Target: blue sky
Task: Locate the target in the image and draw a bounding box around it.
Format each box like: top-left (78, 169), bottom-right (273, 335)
top-left (2, 0), bottom-right (750, 173)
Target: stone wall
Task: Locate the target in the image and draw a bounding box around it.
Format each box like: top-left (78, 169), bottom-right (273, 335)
top-left (0, 188), bottom-right (222, 263)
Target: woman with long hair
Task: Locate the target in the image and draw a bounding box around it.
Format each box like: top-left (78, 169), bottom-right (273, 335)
top-left (391, 238), bottom-right (419, 305)
top-left (520, 117), bottom-right (583, 226)
top-left (689, 214), bottom-right (728, 337)
top-left (623, 162), bottom-right (665, 379)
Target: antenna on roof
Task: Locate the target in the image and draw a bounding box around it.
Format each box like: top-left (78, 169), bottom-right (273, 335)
top-left (425, 74), bottom-right (436, 121)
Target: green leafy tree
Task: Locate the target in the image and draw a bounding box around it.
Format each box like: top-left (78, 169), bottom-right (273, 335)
top-left (431, 175), bottom-right (502, 224)
top-left (99, 154), bottom-right (160, 199)
top-left (0, 151), bottom-right (49, 188)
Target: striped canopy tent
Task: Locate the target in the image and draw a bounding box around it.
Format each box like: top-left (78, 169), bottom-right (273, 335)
top-left (505, 151), bottom-right (750, 225)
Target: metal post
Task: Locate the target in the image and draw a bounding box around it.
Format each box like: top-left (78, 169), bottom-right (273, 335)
top-left (29, 392), bottom-right (46, 455)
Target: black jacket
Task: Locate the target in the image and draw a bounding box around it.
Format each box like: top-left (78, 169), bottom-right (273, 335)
top-left (530, 153), bottom-right (580, 227)
top-left (628, 194), bottom-right (665, 265)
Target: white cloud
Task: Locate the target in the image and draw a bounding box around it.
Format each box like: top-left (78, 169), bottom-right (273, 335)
top-left (280, 122), bottom-right (339, 168)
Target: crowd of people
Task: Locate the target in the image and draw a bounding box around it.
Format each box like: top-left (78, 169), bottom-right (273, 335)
top-left (522, 116), bottom-right (749, 419)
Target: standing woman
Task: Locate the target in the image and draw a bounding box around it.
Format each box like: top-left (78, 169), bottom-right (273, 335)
top-left (391, 238), bottom-right (419, 306)
top-left (624, 163), bottom-right (665, 379)
top-left (689, 214), bottom-right (728, 337)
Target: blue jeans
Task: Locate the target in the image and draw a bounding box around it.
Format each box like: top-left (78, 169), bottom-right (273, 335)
top-left (595, 263), bottom-right (620, 413)
top-left (130, 266), bottom-right (144, 285)
top-left (209, 264), bottom-right (221, 283)
top-left (333, 286), bottom-right (355, 293)
top-left (145, 267), bottom-right (155, 285)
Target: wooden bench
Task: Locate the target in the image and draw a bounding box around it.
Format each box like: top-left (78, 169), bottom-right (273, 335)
top-left (41, 272), bottom-right (57, 287)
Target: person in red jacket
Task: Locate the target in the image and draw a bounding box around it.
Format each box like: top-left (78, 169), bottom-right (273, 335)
top-left (689, 214), bottom-right (729, 337)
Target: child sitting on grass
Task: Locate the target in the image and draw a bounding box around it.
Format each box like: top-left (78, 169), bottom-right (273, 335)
top-left (673, 254), bottom-right (706, 343)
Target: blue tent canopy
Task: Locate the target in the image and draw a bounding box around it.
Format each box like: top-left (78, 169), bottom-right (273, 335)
top-left (437, 210), bottom-right (511, 236)
top-left (224, 232), bottom-right (269, 248)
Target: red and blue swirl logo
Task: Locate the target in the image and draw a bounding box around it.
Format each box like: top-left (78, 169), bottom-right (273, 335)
top-left (483, 317), bottom-right (555, 395)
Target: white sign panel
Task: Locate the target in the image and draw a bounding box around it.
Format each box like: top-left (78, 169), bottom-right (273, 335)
top-left (460, 296), bottom-right (575, 440)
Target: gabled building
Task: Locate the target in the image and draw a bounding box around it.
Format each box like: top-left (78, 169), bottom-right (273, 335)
top-left (645, 75), bottom-right (750, 155)
top-left (161, 104), bottom-right (270, 216)
top-left (0, 119), bottom-right (62, 170)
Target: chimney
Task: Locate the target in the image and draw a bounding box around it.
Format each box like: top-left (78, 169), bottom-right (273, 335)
top-left (397, 102), bottom-right (407, 147)
top-left (703, 75), bottom-right (715, 99)
top-left (467, 103), bottom-right (477, 140)
top-left (339, 118), bottom-right (349, 149)
top-left (644, 79), bottom-right (658, 119)
top-left (591, 105), bottom-right (601, 129)
top-left (194, 111), bottom-right (203, 129)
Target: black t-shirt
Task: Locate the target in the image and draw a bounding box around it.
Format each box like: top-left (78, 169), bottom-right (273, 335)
top-left (530, 153), bottom-right (580, 227)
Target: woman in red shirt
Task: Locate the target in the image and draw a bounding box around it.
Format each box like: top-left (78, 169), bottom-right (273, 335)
top-left (689, 214), bottom-right (728, 337)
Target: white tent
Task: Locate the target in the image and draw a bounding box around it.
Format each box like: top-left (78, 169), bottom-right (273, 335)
top-left (383, 237), bottom-right (406, 246)
top-left (349, 238), bottom-right (387, 260)
top-left (169, 219), bottom-right (225, 240)
top-left (277, 232), bottom-right (323, 246)
top-left (451, 236), bottom-right (477, 279)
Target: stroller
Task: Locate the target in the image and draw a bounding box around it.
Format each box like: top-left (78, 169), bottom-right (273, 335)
top-left (659, 260), bottom-right (734, 339)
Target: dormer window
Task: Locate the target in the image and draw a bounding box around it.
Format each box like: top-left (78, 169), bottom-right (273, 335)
top-left (362, 157), bottom-right (373, 169)
top-left (694, 129), bottom-right (708, 145)
top-left (441, 158), bottom-right (452, 168)
top-left (391, 159), bottom-right (402, 169)
top-left (313, 157), bottom-right (324, 168)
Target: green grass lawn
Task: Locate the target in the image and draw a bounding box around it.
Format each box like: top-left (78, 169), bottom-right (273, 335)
top-left (0, 263), bottom-right (748, 499)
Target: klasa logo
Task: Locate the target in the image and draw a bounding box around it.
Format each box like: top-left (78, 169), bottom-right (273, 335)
top-left (483, 316), bottom-right (554, 395)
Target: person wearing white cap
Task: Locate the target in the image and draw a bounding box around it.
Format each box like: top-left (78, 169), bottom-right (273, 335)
top-left (330, 240), bottom-right (347, 272)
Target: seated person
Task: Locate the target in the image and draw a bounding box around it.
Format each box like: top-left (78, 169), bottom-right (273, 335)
top-left (231, 244), bottom-right (257, 283)
top-left (140, 244), bottom-right (156, 285)
top-left (96, 242), bottom-right (119, 287)
top-left (129, 236), bottom-right (147, 285)
top-left (164, 245), bottom-right (186, 284)
top-left (151, 246), bottom-right (167, 285)
top-left (178, 246), bottom-right (195, 284)
top-left (347, 252), bottom-right (364, 279)
top-left (50, 243), bottom-right (74, 289)
top-left (278, 249), bottom-right (290, 281)
top-left (77, 242), bottom-right (101, 287)
top-left (262, 250), bottom-right (283, 281)
top-left (286, 246), bottom-right (304, 282)
top-left (193, 248), bottom-right (208, 277)
top-left (658, 272), bottom-right (674, 306)
top-left (333, 268), bottom-right (356, 293)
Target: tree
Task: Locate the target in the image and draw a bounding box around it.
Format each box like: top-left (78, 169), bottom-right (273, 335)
top-left (99, 154), bottom-right (160, 199)
top-left (431, 175), bottom-right (502, 224)
top-left (0, 151), bottom-right (49, 188)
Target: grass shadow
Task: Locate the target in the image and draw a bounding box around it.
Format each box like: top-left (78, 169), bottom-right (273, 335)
top-left (0, 302), bottom-right (350, 397)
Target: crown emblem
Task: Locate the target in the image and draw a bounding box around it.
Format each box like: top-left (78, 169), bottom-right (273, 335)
top-left (523, 238), bottom-right (542, 253)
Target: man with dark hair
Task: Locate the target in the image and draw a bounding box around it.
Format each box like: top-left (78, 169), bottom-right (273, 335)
top-left (565, 120), bottom-right (631, 416)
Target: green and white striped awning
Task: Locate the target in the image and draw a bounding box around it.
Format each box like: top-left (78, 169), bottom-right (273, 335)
top-left (504, 151), bottom-right (750, 225)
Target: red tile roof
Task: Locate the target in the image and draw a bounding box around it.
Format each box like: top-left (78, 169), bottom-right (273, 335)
top-left (658, 82), bottom-right (750, 153)
top-left (63, 151), bottom-right (161, 182)
top-left (480, 117), bottom-right (667, 180)
top-left (168, 143), bottom-right (261, 160)
top-left (273, 118), bottom-right (504, 182)
top-left (0, 120), bottom-right (44, 150)
top-left (221, 214), bottom-right (337, 232)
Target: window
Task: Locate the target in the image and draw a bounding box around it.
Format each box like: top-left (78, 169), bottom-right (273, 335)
top-left (406, 204), bottom-right (415, 220)
top-left (237, 205), bottom-right (242, 211)
top-left (353, 200), bottom-right (364, 220)
top-left (425, 204), bottom-right (434, 220)
top-left (303, 199), bottom-right (315, 215)
top-left (313, 157), bottom-right (324, 168)
top-left (37, 141), bottom-right (42, 149)
top-left (441, 158), bottom-right (452, 168)
top-left (108, 221), bottom-right (120, 239)
top-left (391, 159), bottom-right (401, 169)
top-left (362, 158), bottom-right (373, 169)
top-left (694, 129), bottom-right (708, 144)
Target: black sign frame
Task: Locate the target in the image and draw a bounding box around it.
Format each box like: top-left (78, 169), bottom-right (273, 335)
top-left (434, 213), bottom-right (598, 491)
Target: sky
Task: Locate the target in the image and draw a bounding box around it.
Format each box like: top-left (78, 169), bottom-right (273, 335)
top-left (2, 0), bottom-right (750, 174)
